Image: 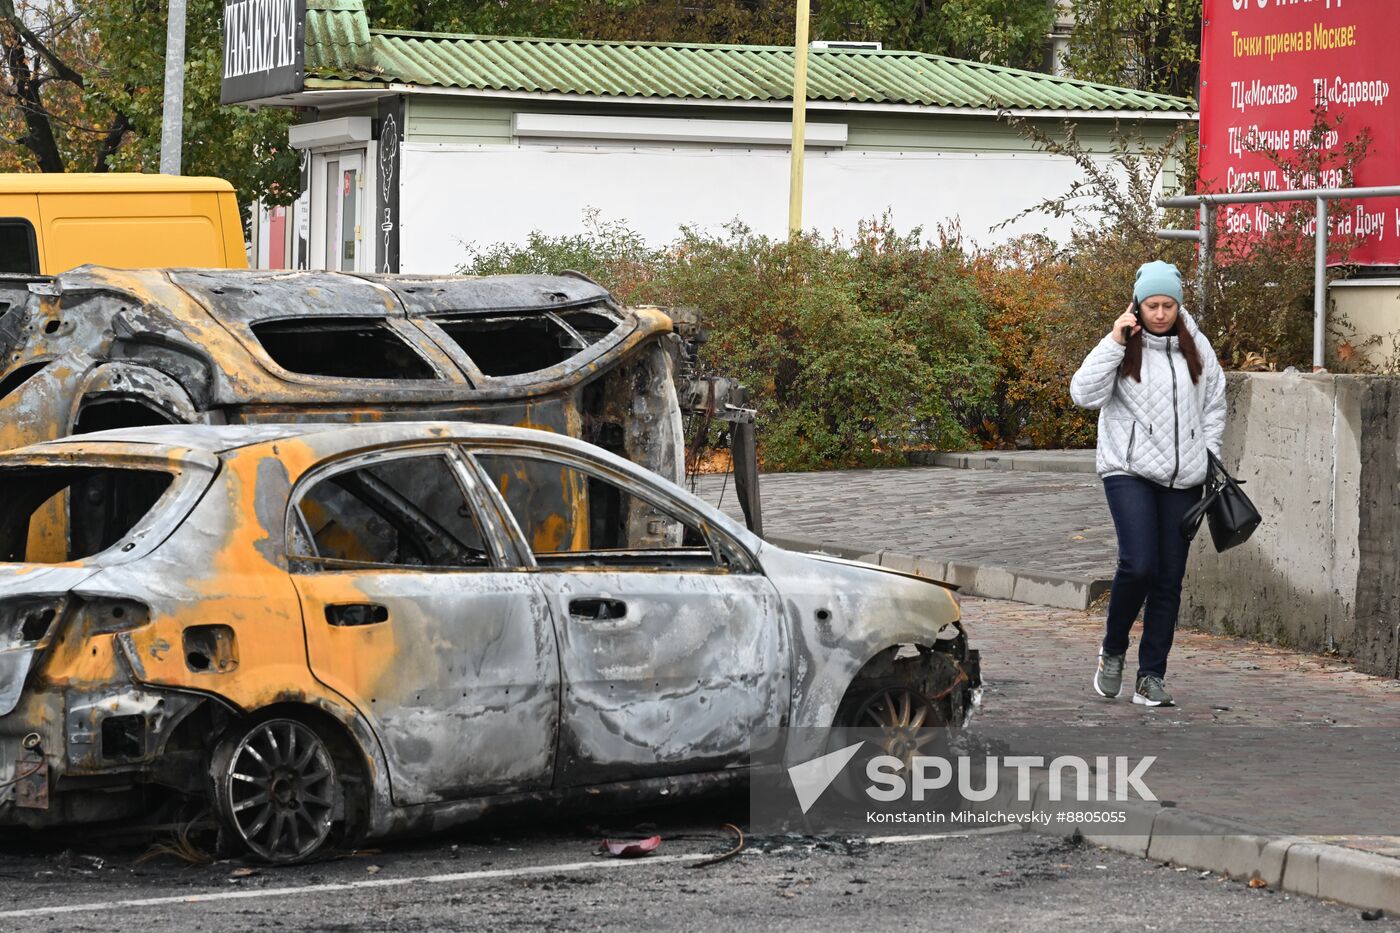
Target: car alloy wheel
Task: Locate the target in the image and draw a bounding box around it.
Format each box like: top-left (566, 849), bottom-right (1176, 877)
top-left (852, 686), bottom-right (941, 772)
top-left (214, 717), bottom-right (339, 863)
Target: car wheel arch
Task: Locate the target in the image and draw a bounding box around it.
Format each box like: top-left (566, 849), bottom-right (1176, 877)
top-left (209, 700), bottom-right (386, 852)
top-left (833, 643), bottom-right (970, 729)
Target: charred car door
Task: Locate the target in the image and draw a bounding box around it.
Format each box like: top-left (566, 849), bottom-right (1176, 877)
top-left (468, 446), bottom-right (788, 786)
top-left (286, 446), bottom-right (560, 806)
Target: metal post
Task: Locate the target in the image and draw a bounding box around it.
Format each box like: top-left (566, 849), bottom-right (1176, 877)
top-left (159, 0), bottom-right (187, 175)
top-left (1313, 197), bottom-right (1328, 371)
top-left (1196, 203), bottom-right (1208, 316)
top-left (788, 0), bottom-right (810, 236)
top-left (1200, 203), bottom-right (1215, 318)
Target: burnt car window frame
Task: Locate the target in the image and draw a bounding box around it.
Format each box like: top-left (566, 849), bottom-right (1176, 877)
top-left (0, 449), bottom-right (216, 567)
top-left (412, 302), bottom-right (636, 388)
top-left (463, 443), bottom-right (758, 575)
top-left (285, 444), bottom-right (522, 573)
top-left (246, 315), bottom-right (451, 385)
top-left (0, 217), bottom-right (39, 275)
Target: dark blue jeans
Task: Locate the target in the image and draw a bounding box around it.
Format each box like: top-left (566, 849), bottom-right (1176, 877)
top-left (1102, 475), bottom-right (1203, 679)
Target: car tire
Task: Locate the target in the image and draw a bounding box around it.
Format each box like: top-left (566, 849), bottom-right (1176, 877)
top-left (822, 656), bottom-right (962, 813)
top-left (209, 715), bottom-right (344, 863)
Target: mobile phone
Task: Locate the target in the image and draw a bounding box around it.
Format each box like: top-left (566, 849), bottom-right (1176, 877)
top-left (1122, 300), bottom-right (1141, 341)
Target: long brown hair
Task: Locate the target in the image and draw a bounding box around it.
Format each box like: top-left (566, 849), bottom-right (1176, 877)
top-left (1120, 319), bottom-right (1203, 384)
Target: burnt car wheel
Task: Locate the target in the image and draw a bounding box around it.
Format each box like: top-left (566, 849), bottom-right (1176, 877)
top-left (849, 686), bottom-right (942, 771)
top-left (211, 717), bottom-right (340, 863)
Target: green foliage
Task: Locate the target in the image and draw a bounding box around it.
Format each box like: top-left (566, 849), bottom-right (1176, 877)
top-left (813, 0), bottom-right (1055, 69)
top-left (365, 0), bottom-right (586, 36)
top-left (1062, 0), bottom-right (1201, 98)
top-left (367, 0), bottom-right (1054, 66)
top-left (998, 103), bottom-right (1371, 382)
top-left (462, 214), bottom-right (995, 471)
top-left (0, 0), bottom-right (300, 220)
top-left (85, 0), bottom-right (301, 212)
top-left (459, 107), bottom-right (1372, 465)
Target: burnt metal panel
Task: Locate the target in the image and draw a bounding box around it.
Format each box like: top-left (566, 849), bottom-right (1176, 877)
top-left (357, 273), bottom-right (612, 315)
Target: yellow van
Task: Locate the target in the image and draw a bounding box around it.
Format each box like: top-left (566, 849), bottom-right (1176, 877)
top-left (0, 174), bottom-right (247, 274)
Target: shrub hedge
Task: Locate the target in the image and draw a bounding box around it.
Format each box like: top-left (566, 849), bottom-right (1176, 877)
top-left (462, 109), bottom-right (1363, 472)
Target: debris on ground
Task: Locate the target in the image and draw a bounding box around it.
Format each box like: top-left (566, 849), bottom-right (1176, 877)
top-left (600, 835), bottom-right (662, 858)
top-left (689, 824), bottom-right (745, 869)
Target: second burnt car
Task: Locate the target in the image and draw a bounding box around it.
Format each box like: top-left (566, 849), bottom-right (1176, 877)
top-left (0, 422), bottom-right (979, 862)
top-left (0, 266), bottom-right (740, 547)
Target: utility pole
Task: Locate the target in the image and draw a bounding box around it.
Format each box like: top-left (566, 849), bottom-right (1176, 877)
top-left (159, 0), bottom-right (187, 174)
top-left (788, 0), bottom-right (810, 236)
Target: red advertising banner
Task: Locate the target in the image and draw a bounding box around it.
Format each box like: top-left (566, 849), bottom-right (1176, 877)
top-left (1200, 0), bottom-right (1400, 265)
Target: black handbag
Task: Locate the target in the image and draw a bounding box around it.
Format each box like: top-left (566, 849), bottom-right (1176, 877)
top-left (1182, 451), bottom-right (1262, 552)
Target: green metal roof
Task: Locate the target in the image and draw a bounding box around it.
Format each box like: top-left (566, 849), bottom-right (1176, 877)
top-left (306, 0), bottom-right (375, 75)
top-left (304, 0), bottom-right (1194, 113)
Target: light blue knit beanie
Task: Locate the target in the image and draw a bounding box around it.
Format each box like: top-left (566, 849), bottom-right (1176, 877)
top-left (1133, 260), bottom-right (1184, 305)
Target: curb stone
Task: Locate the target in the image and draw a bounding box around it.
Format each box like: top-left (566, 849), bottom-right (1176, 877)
top-left (906, 450), bottom-right (1098, 474)
top-left (764, 535), bottom-right (1111, 611)
top-left (997, 771), bottom-right (1400, 914)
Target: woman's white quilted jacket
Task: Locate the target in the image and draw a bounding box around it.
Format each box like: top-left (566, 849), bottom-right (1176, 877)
top-left (1069, 310), bottom-right (1226, 489)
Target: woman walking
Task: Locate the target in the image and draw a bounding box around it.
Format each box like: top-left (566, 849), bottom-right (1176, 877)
top-left (1070, 261), bottom-right (1226, 707)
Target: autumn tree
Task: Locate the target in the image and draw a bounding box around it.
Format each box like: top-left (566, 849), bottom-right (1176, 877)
top-left (0, 0), bottom-right (127, 172)
top-left (0, 0), bottom-right (299, 218)
top-left (1061, 0), bottom-right (1201, 98)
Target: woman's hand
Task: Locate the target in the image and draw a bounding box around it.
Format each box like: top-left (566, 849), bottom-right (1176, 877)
top-left (1111, 302), bottom-right (1140, 346)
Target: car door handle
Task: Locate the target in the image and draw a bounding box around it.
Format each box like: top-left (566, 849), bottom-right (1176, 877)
top-left (325, 603), bottom-right (389, 627)
top-left (568, 598), bottom-right (627, 621)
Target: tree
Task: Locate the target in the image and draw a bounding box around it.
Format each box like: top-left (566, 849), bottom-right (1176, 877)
top-left (811, 0), bottom-right (1055, 70)
top-left (367, 0), bottom-right (1055, 68)
top-left (0, 0), bottom-right (127, 173)
top-left (365, 0), bottom-right (586, 36)
top-left (86, 0), bottom-right (299, 212)
top-left (1062, 0), bottom-right (1200, 99)
top-left (0, 0), bottom-right (299, 221)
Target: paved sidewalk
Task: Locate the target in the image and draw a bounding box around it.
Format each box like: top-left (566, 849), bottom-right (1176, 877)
top-left (697, 463), bottom-right (1400, 909)
top-left (692, 465), bottom-right (1117, 608)
top-left (963, 595), bottom-right (1400, 907)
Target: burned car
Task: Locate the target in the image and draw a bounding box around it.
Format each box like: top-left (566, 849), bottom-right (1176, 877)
top-left (0, 422), bottom-right (978, 861)
top-left (0, 266), bottom-right (767, 545)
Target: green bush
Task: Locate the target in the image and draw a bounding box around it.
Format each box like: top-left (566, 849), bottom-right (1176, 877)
top-left (462, 214), bottom-right (995, 472)
top-left (461, 110), bottom-right (1360, 469)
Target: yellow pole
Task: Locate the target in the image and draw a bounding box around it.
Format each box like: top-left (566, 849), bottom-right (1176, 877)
top-left (788, 0), bottom-right (810, 236)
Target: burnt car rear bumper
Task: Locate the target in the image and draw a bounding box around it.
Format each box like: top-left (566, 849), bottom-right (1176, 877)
top-left (0, 685), bottom-right (206, 829)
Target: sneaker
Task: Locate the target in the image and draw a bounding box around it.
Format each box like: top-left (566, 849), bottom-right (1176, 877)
top-left (1133, 674), bottom-right (1175, 707)
top-left (1094, 649), bottom-right (1125, 698)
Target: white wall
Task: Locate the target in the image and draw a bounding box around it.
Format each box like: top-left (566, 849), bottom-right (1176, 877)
top-left (399, 142), bottom-right (1109, 274)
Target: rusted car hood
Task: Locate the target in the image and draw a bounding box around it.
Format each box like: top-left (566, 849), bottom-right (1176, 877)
top-left (0, 565), bottom-right (97, 716)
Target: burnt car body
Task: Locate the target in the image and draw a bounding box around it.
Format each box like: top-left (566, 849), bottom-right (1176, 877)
top-left (0, 422), bottom-right (978, 861)
top-left (0, 267), bottom-right (705, 550)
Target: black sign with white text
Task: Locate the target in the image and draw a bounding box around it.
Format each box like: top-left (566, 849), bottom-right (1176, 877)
top-left (220, 0), bottom-right (307, 104)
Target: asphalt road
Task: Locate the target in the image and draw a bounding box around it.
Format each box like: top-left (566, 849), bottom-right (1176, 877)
top-left (0, 795), bottom-right (1386, 932)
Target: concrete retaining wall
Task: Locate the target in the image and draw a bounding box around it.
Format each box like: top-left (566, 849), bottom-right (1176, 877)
top-left (1181, 372), bottom-right (1399, 677)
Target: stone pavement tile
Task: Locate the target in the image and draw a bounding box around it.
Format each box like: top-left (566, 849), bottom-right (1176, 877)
top-left (690, 466), bottom-right (1117, 580)
top-left (961, 595), bottom-right (1400, 849)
